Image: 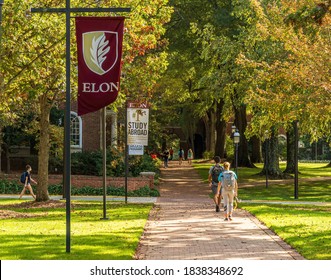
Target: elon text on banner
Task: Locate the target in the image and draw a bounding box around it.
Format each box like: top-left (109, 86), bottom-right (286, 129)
top-left (76, 17), bottom-right (125, 116)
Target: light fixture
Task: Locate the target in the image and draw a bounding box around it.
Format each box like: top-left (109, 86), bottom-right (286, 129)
top-left (233, 131), bottom-right (240, 144)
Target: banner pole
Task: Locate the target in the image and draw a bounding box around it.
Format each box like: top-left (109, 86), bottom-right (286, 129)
top-left (64, 0), bottom-right (71, 254)
top-left (125, 102), bottom-right (128, 203)
top-left (101, 107), bottom-right (109, 219)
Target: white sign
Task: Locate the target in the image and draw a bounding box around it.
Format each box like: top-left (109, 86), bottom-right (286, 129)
top-left (128, 145), bottom-right (144, 155)
top-left (127, 101), bottom-right (149, 146)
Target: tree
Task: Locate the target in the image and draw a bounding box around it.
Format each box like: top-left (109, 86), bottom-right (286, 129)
top-left (237, 0), bottom-right (331, 174)
top-left (1, 0), bottom-right (173, 201)
top-left (189, 0), bottom-right (264, 166)
top-left (151, 0), bottom-right (228, 157)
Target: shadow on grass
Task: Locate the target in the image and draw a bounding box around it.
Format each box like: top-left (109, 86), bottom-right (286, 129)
top-left (0, 231), bottom-right (143, 260)
top-left (0, 201), bottom-right (152, 260)
top-left (241, 203), bottom-right (331, 259)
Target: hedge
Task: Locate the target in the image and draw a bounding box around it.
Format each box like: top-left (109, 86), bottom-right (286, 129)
top-left (0, 180), bottom-right (160, 197)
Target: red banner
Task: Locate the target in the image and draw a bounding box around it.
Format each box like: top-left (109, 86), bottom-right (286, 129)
top-left (75, 17), bottom-right (125, 115)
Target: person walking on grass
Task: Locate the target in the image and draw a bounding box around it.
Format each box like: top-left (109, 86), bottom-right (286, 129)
top-left (208, 156), bottom-right (224, 212)
top-left (217, 161), bottom-right (238, 221)
top-left (19, 165), bottom-right (37, 200)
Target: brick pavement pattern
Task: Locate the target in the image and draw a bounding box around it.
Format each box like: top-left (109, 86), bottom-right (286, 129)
top-left (135, 164), bottom-right (304, 260)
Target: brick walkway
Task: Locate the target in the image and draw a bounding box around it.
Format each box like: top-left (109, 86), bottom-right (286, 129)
top-left (135, 163), bottom-right (304, 260)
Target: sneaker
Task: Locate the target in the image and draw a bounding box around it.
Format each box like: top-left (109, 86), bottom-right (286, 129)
top-left (224, 218), bottom-right (229, 221)
top-left (216, 205), bottom-right (220, 212)
top-left (229, 216), bottom-right (233, 221)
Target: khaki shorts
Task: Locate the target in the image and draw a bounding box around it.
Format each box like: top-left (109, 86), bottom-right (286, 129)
top-left (211, 185), bottom-right (220, 195)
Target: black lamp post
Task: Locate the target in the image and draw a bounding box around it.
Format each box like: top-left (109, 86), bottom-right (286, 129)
top-left (264, 131), bottom-right (269, 189)
top-left (294, 120), bottom-right (299, 199)
top-left (233, 130), bottom-right (240, 175)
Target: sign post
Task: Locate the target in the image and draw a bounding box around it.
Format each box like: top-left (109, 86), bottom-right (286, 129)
top-left (125, 101), bottom-right (149, 202)
top-left (127, 101), bottom-right (149, 146)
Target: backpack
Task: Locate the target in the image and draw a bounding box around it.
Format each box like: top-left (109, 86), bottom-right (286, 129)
top-left (222, 170), bottom-right (236, 191)
top-left (20, 172), bottom-right (27, 184)
top-left (211, 165), bottom-right (223, 184)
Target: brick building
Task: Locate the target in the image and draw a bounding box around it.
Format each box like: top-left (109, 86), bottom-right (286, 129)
top-left (70, 102), bottom-right (118, 153)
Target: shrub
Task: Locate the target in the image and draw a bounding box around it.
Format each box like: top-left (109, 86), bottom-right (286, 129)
top-left (203, 150), bottom-right (214, 160)
top-left (129, 154), bottom-right (160, 177)
top-left (0, 180), bottom-right (22, 194)
top-left (49, 147), bottom-right (160, 177)
top-left (0, 180), bottom-right (160, 197)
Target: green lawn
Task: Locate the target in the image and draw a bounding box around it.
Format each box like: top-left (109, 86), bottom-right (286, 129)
top-left (0, 199), bottom-right (152, 260)
top-left (194, 162), bottom-right (331, 202)
top-left (239, 181), bottom-right (331, 202)
top-left (241, 203), bottom-right (331, 260)
top-left (194, 162), bottom-right (331, 184)
top-left (194, 162), bottom-right (331, 260)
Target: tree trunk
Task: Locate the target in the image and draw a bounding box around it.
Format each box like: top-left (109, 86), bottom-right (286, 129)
top-left (260, 129), bottom-right (288, 179)
top-left (110, 110), bottom-right (118, 148)
top-left (203, 115), bottom-right (211, 152)
top-left (234, 104), bottom-right (255, 167)
top-left (36, 94), bottom-right (51, 201)
top-left (215, 99), bottom-right (226, 158)
top-left (284, 123), bottom-right (295, 174)
top-left (209, 109), bottom-right (216, 154)
top-left (250, 136), bottom-right (262, 163)
top-left (0, 124), bottom-right (3, 173)
top-left (203, 109), bottom-right (216, 154)
top-left (4, 143), bottom-right (10, 173)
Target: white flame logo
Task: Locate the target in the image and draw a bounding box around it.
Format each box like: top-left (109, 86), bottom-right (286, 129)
top-left (83, 31), bottom-right (118, 76)
top-left (90, 34), bottom-right (110, 75)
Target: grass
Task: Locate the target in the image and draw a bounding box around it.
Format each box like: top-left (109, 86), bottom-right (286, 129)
top-left (238, 181), bottom-right (331, 202)
top-left (194, 161), bottom-right (331, 259)
top-left (240, 203), bottom-right (331, 260)
top-left (194, 162), bottom-right (331, 184)
top-left (194, 162), bottom-right (331, 202)
top-left (0, 199), bottom-right (152, 260)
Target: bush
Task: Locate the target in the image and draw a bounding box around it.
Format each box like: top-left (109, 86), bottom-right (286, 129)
top-left (129, 154), bottom-right (160, 177)
top-left (0, 180), bottom-right (160, 197)
top-left (49, 147), bottom-right (160, 177)
top-left (0, 180), bottom-right (22, 194)
top-left (203, 151), bottom-right (214, 160)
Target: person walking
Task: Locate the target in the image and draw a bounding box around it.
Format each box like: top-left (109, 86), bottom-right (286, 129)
top-left (208, 156), bottom-right (224, 212)
top-left (178, 148), bottom-right (184, 165)
top-left (218, 161), bottom-right (238, 221)
top-left (187, 148), bottom-right (193, 165)
top-left (19, 165), bottom-right (37, 200)
top-left (163, 148), bottom-right (170, 168)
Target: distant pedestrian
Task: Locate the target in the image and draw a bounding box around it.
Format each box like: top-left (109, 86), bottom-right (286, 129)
top-left (169, 147), bottom-right (174, 160)
top-left (178, 148), bottom-right (184, 165)
top-left (19, 165), bottom-right (37, 200)
top-left (163, 148), bottom-right (170, 168)
top-left (208, 156), bottom-right (224, 212)
top-left (218, 162), bottom-right (238, 221)
top-left (187, 148), bottom-right (193, 165)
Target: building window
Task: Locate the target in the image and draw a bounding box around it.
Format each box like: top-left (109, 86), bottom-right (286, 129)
top-left (70, 112), bottom-right (82, 149)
